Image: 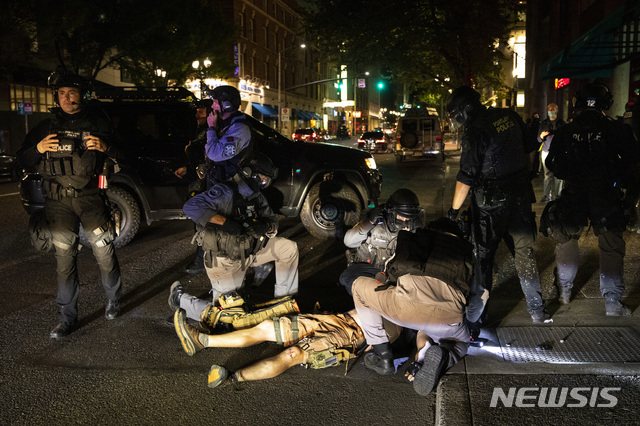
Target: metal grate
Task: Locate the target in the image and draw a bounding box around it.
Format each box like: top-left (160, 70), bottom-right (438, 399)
top-left (496, 327), bottom-right (640, 363)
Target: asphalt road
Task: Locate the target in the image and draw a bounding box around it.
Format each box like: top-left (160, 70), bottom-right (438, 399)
top-left (0, 149), bottom-right (452, 425)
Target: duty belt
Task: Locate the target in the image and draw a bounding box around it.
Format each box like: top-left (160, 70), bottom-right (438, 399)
top-left (45, 180), bottom-right (100, 199)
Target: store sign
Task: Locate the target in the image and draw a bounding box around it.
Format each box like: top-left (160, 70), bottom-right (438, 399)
top-left (239, 83), bottom-right (263, 95)
top-left (555, 78), bottom-right (570, 90)
top-left (17, 102), bottom-right (33, 115)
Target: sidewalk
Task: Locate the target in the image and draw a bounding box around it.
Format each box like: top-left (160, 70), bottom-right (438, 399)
top-left (435, 172), bottom-right (640, 424)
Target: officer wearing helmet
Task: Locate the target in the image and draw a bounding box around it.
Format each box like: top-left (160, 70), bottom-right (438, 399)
top-left (340, 188), bottom-right (424, 295)
top-left (204, 85), bottom-right (253, 186)
top-left (171, 151), bottom-right (299, 322)
top-left (17, 70), bottom-right (124, 338)
top-left (544, 83), bottom-right (640, 315)
top-left (445, 86), bottom-right (548, 326)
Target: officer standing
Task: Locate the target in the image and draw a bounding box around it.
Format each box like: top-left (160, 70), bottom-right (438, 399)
top-left (169, 152), bottom-right (299, 321)
top-left (204, 85), bottom-right (253, 186)
top-left (545, 83), bottom-right (640, 315)
top-left (174, 99), bottom-right (212, 275)
top-left (445, 86), bottom-right (548, 325)
top-left (17, 71), bottom-right (123, 338)
top-left (339, 188), bottom-right (424, 295)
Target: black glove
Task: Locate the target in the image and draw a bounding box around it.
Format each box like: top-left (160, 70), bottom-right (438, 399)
top-left (447, 207), bottom-right (460, 221)
top-left (243, 218), bottom-right (270, 238)
top-left (367, 206), bottom-right (385, 225)
top-left (219, 218), bottom-right (243, 235)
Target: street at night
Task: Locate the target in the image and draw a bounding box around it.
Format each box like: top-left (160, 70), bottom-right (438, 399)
top-left (1, 142), bottom-right (639, 424)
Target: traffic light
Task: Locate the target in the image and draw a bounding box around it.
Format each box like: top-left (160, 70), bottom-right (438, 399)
top-left (377, 81), bottom-right (384, 90)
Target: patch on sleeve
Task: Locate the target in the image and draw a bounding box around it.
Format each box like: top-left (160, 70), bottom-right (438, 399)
top-left (226, 136), bottom-right (235, 142)
top-left (224, 144), bottom-right (236, 156)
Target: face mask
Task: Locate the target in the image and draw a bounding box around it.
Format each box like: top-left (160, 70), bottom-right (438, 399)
top-left (548, 111), bottom-right (557, 120)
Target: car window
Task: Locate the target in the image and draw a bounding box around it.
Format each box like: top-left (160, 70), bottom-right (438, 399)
top-left (362, 132), bottom-right (383, 138)
top-left (401, 119), bottom-right (418, 132)
top-left (421, 119), bottom-right (435, 131)
top-left (295, 129), bottom-right (314, 135)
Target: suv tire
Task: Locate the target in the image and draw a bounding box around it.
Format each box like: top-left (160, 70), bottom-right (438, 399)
top-left (300, 181), bottom-right (362, 239)
top-left (79, 186), bottom-right (141, 248)
top-left (400, 131), bottom-right (419, 149)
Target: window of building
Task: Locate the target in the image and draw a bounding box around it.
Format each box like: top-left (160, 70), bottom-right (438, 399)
top-left (240, 13), bottom-right (245, 38)
top-left (264, 26), bottom-right (268, 48)
top-left (10, 84), bottom-right (54, 113)
top-left (249, 18), bottom-right (255, 42)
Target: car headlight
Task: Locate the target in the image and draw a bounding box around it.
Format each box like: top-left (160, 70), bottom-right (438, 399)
top-left (365, 157), bottom-right (377, 169)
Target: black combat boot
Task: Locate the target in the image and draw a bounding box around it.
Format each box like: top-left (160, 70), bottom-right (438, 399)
top-left (364, 342), bottom-right (394, 375)
top-left (605, 295), bottom-right (631, 316)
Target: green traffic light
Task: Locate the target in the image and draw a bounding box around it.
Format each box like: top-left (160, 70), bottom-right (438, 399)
top-left (377, 82), bottom-right (384, 89)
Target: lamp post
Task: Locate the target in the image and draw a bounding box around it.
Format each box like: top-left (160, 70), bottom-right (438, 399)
top-left (278, 43), bottom-right (305, 133)
top-left (192, 58), bottom-right (212, 99)
top-left (352, 71), bottom-right (369, 137)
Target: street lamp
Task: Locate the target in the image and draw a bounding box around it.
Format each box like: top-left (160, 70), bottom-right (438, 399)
top-left (278, 43), bottom-right (305, 132)
top-left (192, 58), bottom-right (212, 99)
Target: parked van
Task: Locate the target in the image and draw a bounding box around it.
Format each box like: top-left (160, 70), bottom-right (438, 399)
top-left (394, 107), bottom-right (445, 163)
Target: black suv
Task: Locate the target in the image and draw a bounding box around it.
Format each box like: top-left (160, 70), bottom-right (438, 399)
top-left (20, 87), bottom-right (382, 246)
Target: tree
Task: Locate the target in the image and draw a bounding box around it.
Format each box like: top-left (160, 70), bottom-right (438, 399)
top-left (9, 0), bottom-right (236, 86)
top-left (300, 0), bottom-right (520, 101)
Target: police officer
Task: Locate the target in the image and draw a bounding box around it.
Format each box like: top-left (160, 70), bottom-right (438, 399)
top-left (170, 152), bottom-right (299, 321)
top-left (174, 98), bottom-right (212, 275)
top-left (352, 218), bottom-right (472, 395)
top-left (204, 85), bottom-right (253, 186)
top-left (339, 188), bottom-right (424, 295)
top-left (17, 71), bottom-right (123, 338)
top-left (445, 86), bottom-right (548, 325)
top-left (545, 83), bottom-right (640, 315)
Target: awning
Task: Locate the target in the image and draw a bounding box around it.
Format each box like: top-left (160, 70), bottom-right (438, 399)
top-left (293, 109), bottom-right (312, 120)
top-left (538, 2), bottom-right (640, 80)
top-left (252, 103), bottom-right (278, 117)
top-left (309, 112), bottom-right (322, 120)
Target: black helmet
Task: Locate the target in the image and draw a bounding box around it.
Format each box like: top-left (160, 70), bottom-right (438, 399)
top-left (574, 83), bottom-right (613, 111)
top-left (194, 98), bottom-right (213, 114)
top-left (385, 188), bottom-right (422, 232)
top-left (211, 85), bottom-right (241, 112)
top-left (446, 86), bottom-right (481, 128)
top-left (48, 70), bottom-right (90, 104)
top-left (240, 152), bottom-right (278, 190)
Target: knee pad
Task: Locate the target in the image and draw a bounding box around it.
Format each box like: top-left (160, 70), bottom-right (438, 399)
top-left (88, 221), bottom-right (116, 247)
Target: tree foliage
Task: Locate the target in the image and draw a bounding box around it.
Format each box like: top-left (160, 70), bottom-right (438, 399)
top-left (300, 0), bottom-right (520, 104)
top-left (2, 0), bottom-right (237, 86)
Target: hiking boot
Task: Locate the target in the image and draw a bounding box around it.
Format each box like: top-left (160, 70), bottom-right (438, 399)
top-left (364, 343), bottom-right (394, 375)
top-left (208, 365), bottom-right (236, 388)
top-left (50, 321), bottom-right (78, 339)
top-left (413, 345), bottom-right (448, 396)
top-left (531, 310), bottom-right (553, 324)
top-left (605, 299), bottom-right (632, 316)
top-left (559, 286), bottom-right (571, 305)
top-left (185, 261), bottom-right (205, 275)
top-left (173, 309), bottom-right (206, 356)
top-left (168, 281), bottom-right (184, 312)
top-left (105, 300), bottom-right (120, 320)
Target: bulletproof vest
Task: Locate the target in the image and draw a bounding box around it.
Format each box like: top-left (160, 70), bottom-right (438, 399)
top-left (39, 109), bottom-right (106, 190)
top-left (201, 181), bottom-right (264, 264)
top-left (206, 113), bottom-right (254, 186)
top-left (559, 112), bottom-right (620, 188)
top-left (473, 108), bottom-right (528, 183)
top-left (386, 228), bottom-right (473, 297)
top-left (354, 224), bottom-right (398, 269)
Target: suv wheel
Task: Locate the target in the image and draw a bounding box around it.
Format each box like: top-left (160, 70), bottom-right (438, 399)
top-left (79, 186), bottom-right (141, 248)
top-left (300, 182), bottom-right (362, 239)
top-left (400, 131), bottom-right (419, 149)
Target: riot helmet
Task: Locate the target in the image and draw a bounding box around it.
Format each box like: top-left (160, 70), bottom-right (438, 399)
top-left (48, 70), bottom-right (90, 105)
top-left (240, 151), bottom-right (278, 190)
top-left (446, 86), bottom-right (481, 130)
top-left (574, 83), bottom-right (613, 111)
top-left (211, 85), bottom-right (242, 113)
top-left (384, 188), bottom-right (422, 232)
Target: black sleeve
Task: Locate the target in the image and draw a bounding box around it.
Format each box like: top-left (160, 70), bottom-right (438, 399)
top-left (16, 119), bottom-right (51, 171)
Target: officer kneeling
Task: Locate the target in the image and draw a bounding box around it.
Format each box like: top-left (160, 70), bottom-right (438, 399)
top-left (171, 152), bottom-right (299, 322)
top-left (352, 218), bottom-right (472, 395)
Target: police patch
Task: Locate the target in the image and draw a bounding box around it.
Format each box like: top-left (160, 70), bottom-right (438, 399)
top-left (224, 144), bottom-right (236, 156)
